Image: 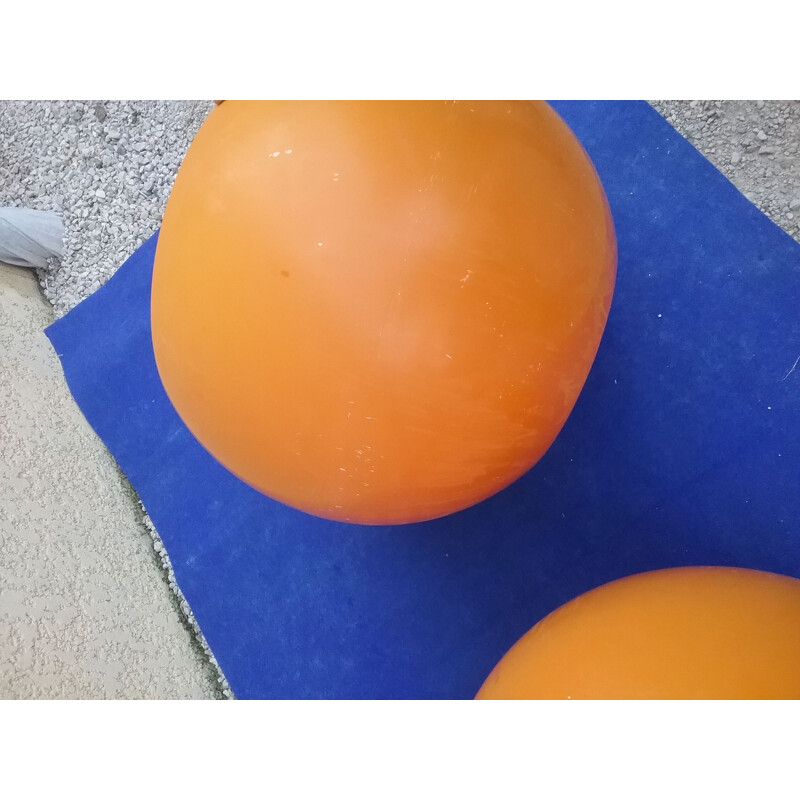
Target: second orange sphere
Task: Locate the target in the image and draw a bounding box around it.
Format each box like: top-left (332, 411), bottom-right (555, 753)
top-left (477, 567), bottom-right (800, 699)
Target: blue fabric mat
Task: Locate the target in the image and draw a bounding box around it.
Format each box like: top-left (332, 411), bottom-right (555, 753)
top-left (46, 101), bottom-right (800, 699)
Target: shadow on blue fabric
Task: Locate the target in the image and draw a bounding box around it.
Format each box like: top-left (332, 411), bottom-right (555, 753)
top-left (46, 101), bottom-right (800, 699)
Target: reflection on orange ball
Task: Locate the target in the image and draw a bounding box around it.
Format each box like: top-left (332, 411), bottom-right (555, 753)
top-left (151, 101), bottom-right (616, 524)
top-left (476, 567), bottom-right (800, 699)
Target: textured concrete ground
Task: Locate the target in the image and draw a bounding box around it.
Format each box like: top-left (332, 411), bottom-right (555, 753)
top-left (0, 262), bottom-right (221, 698)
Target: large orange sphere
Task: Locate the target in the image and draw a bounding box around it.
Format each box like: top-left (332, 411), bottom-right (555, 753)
top-left (152, 101), bottom-right (616, 524)
top-left (476, 567), bottom-right (800, 699)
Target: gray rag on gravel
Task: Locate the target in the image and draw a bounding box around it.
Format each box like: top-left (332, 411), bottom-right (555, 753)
top-left (0, 207), bottom-right (63, 269)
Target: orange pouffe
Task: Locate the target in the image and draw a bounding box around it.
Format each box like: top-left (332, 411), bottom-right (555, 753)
top-left (151, 101), bottom-right (616, 524)
top-left (476, 567), bottom-right (800, 699)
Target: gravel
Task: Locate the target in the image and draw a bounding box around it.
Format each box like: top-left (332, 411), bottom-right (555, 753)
top-left (1, 100), bottom-right (797, 318)
top-left (651, 100), bottom-right (800, 243)
top-left (0, 100), bottom-right (213, 318)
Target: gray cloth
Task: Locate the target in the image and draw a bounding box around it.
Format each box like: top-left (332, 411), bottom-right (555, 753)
top-left (0, 207), bottom-right (64, 269)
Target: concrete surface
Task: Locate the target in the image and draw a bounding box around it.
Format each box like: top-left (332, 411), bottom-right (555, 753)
top-left (0, 262), bottom-right (221, 698)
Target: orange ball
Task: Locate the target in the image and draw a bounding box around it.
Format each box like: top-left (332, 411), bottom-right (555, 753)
top-left (476, 567), bottom-right (800, 699)
top-left (151, 101), bottom-right (616, 524)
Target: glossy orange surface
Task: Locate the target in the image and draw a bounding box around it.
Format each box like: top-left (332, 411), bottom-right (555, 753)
top-left (151, 101), bottom-right (616, 524)
top-left (476, 567), bottom-right (800, 699)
